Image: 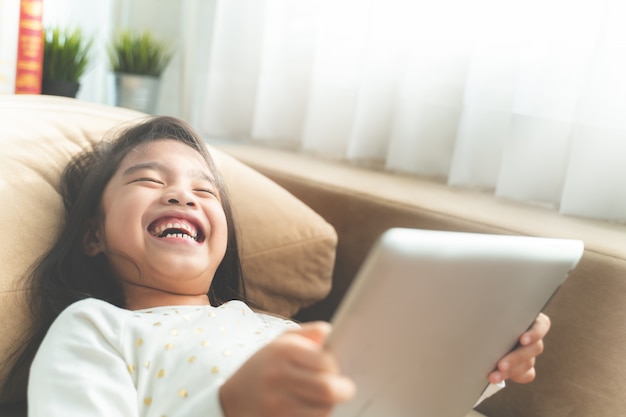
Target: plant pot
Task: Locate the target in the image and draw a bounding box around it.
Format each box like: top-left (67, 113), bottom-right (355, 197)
top-left (113, 73), bottom-right (161, 114)
top-left (41, 79), bottom-right (80, 98)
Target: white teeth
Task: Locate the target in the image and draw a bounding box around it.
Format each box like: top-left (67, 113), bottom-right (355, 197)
top-left (153, 220), bottom-right (198, 239)
top-left (161, 232), bottom-right (196, 241)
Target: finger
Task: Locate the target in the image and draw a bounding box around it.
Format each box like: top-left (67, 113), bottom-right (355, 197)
top-left (331, 374), bottom-right (357, 403)
top-left (272, 326), bottom-right (356, 403)
top-left (508, 366), bottom-right (537, 384)
top-left (498, 339), bottom-right (544, 373)
top-left (285, 321), bottom-right (332, 346)
top-left (489, 335), bottom-right (544, 384)
top-left (276, 328), bottom-right (340, 373)
top-left (284, 364), bottom-right (357, 405)
top-left (520, 313), bottom-right (551, 346)
top-left (488, 357), bottom-right (535, 384)
top-left (490, 365), bottom-right (537, 384)
top-left (319, 374), bottom-right (356, 404)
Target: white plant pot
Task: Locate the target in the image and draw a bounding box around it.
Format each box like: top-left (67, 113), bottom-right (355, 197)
top-left (114, 73), bottom-right (161, 114)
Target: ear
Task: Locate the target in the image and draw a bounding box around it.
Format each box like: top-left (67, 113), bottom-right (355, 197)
top-left (83, 220), bottom-right (105, 256)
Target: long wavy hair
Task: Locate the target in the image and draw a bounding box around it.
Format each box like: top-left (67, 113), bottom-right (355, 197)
top-left (3, 116), bottom-right (246, 397)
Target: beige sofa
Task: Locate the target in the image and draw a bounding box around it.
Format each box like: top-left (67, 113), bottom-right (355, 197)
top-left (1, 95), bottom-right (625, 416)
top-left (219, 145), bottom-right (626, 417)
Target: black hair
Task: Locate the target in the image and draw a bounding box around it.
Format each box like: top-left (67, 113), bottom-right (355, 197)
top-left (3, 115), bottom-right (246, 398)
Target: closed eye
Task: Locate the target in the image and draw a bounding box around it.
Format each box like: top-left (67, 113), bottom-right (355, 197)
top-left (194, 188), bottom-right (218, 197)
top-left (131, 177), bottom-right (164, 185)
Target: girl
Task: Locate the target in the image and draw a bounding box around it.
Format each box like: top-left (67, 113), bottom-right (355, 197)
top-left (6, 116), bottom-right (549, 416)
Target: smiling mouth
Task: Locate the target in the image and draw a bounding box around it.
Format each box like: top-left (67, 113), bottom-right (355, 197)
top-left (148, 219), bottom-right (205, 243)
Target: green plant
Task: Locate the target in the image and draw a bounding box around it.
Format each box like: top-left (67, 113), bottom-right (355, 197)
top-left (43, 27), bottom-right (93, 82)
top-left (108, 30), bottom-right (173, 77)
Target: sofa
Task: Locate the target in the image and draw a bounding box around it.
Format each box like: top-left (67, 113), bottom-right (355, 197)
top-left (1, 95), bottom-right (625, 416)
top-left (219, 145), bottom-right (626, 417)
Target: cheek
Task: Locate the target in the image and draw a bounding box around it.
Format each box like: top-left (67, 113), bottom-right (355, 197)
top-left (104, 212), bottom-right (134, 239)
top-left (209, 206), bottom-right (229, 253)
top-left (100, 194), bottom-right (144, 250)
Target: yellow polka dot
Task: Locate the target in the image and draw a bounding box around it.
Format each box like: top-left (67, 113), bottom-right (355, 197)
top-left (219, 326), bottom-right (226, 333)
top-left (208, 311), bottom-right (216, 318)
top-left (136, 338), bottom-right (143, 347)
top-left (144, 397), bottom-right (152, 406)
top-left (179, 389), bottom-right (188, 398)
top-left (223, 350), bottom-right (231, 357)
top-left (157, 369), bottom-right (166, 378)
top-left (195, 327), bottom-right (203, 334)
top-left (170, 329), bottom-right (179, 336)
top-left (145, 361), bottom-right (151, 369)
top-left (153, 322), bottom-right (162, 327)
top-left (188, 356), bottom-right (197, 364)
top-left (165, 343), bottom-right (174, 350)
top-left (127, 364), bottom-right (135, 373)
top-left (201, 340), bottom-right (210, 347)
top-left (211, 366), bottom-right (220, 374)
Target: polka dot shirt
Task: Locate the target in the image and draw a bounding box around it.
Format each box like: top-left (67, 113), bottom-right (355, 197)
top-left (28, 298), bottom-right (299, 417)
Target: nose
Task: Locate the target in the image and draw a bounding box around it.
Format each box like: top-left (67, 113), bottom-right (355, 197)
top-left (167, 198), bottom-right (195, 207)
top-left (164, 188), bottom-right (197, 207)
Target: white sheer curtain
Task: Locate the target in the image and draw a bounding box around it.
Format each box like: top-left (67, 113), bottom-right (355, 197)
top-left (192, 0), bottom-right (626, 223)
top-left (12, 0), bottom-right (624, 223)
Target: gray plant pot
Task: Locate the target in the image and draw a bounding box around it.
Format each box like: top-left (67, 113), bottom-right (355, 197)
top-left (113, 73), bottom-right (161, 114)
top-left (41, 79), bottom-right (80, 98)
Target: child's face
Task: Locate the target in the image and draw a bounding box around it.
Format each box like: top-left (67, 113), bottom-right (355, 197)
top-left (89, 139), bottom-right (228, 302)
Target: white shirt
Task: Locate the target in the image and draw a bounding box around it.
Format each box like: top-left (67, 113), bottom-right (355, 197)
top-left (28, 298), bottom-right (502, 416)
top-left (28, 298), bottom-right (298, 417)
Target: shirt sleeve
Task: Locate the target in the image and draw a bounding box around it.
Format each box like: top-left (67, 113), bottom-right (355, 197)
top-left (28, 300), bottom-right (138, 417)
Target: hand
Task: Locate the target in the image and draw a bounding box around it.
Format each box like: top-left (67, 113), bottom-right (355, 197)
top-left (220, 321), bottom-right (356, 417)
top-left (488, 313), bottom-right (551, 384)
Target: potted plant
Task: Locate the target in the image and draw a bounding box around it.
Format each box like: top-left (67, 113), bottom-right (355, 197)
top-left (108, 30), bottom-right (173, 114)
top-left (42, 26), bottom-right (93, 98)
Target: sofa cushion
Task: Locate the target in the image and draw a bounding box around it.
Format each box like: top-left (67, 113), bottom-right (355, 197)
top-left (0, 95), bottom-right (336, 403)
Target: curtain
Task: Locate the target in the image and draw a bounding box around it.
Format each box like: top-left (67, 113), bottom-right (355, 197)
top-left (12, 0), bottom-right (624, 222)
top-left (194, 0), bottom-right (626, 223)
top-left (0, 0), bottom-right (20, 94)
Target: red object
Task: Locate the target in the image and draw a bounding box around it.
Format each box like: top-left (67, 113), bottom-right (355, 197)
top-left (14, 0), bottom-right (43, 94)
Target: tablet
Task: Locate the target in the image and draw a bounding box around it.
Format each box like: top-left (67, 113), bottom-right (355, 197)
top-left (327, 228), bottom-right (584, 417)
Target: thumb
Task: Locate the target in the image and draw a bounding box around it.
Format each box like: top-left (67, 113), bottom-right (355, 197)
top-left (288, 321), bottom-right (332, 346)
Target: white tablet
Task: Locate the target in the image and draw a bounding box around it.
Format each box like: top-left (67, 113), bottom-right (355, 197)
top-left (327, 228), bottom-right (584, 417)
